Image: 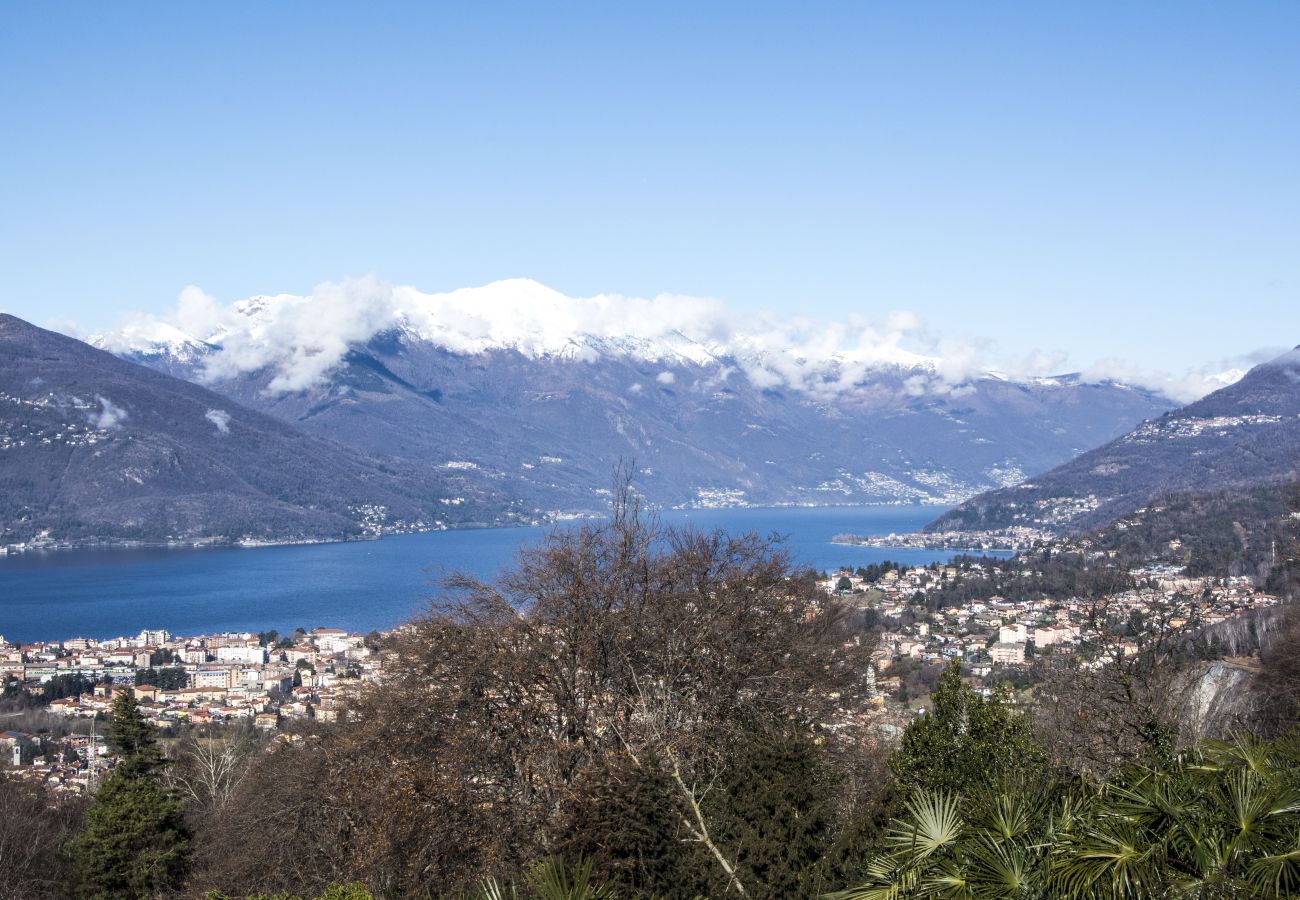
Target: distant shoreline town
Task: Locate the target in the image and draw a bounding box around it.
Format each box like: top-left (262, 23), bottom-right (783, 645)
top-left (2, 501), bottom-right (953, 559)
top-left (0, 522), bottom-right (449, 558)
top-left (832, 525), bottom-right (1056, 553)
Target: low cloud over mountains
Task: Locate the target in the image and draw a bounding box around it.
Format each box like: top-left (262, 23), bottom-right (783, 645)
top-left (85, 278), bottom-right (1260, 404)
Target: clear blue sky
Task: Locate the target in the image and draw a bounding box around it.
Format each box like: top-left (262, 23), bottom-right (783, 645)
top-left (2, 2), bottom-right (1296, 372)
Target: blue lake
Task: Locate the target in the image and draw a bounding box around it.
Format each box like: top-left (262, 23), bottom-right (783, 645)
top-left (0, 505), bottom-right (988, 642)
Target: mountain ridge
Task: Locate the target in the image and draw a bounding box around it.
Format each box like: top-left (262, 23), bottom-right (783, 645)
top-left (90, 279), bottom-right (1211, 399)
top-left (924, 345), bottom-right (1300, 536)
top-left (0, 314), bottom-right (512, 550)
top-left (87, 289), bottom-right (1177, 513)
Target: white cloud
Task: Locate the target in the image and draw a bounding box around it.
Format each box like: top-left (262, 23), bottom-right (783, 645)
top-left (91, 396), bottom-right (127, 429)
top-left (205, 409), bottom-right (231, 434)
top-left (201, 276), bottom-right (402, 393)
top-left (903, 374), bottom-right (930, 397)
top-left (92, 277), bottom-right (1276, 404)
top-left (932, 338), bottom-right (993, 385)
top-left (1078, 348), bottom-right (1287, 404)
top-left (173, 285), bottom-right (228, 339)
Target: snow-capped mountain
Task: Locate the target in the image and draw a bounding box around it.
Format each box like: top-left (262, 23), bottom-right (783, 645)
top-left (92, 278), bottom-right (951, 394)
top-left (91, 319), bottom-right (215, 366)
top-left (88, 279), bottom-right (1178, 514)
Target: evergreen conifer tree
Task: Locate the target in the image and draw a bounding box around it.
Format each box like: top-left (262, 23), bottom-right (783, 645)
top-left (66, 690), bottom-right (190, 899)
top-left (704, 727), bottom-right (838, 899)
top-left (889, 660), bottom-right (1048, 795)
top-left (557, 754), bottom-right (710, 898)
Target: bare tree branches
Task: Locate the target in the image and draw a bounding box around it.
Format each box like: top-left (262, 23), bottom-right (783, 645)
top-left (0, 773), bottom-right (82, 900)
top-left (215, 481), bottom-right (877, 894)
top-left (167, 727), bottom-right (258, 814)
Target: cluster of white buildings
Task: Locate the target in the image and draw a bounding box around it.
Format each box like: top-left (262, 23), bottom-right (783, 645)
top-left (821, 561), bottom-right (1281, 684)
top-left (0, 390), bottom-right (112, 455)
top-left (0, 626), bottom-right (382, 793)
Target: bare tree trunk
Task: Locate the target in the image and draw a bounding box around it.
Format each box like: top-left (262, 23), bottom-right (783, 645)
top-left (664, 753), bottom-right (747, 896)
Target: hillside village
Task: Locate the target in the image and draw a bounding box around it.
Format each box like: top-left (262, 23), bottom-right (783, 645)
top-left (1, 625), bottom-right (376, 794)
top-left (818, 555), bottom-right (1280, 683)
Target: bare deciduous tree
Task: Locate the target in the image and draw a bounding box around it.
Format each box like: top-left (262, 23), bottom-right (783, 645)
top-left (0, 772), bottom-right (82, 900)
top-left (190, 480), bottom-right (876, 896)
top-left (167, 725), bottom-right (260, 814)
top-left (1035, 596), bottom-right (1202, 775)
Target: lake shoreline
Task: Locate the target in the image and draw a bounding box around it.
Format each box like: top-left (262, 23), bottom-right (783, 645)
top-left (0, 506), bottom-right (966, 643)
top-left (2, 502), bottom-right (954, 560)
top-left (831, 524), bottom-right (1056, 553)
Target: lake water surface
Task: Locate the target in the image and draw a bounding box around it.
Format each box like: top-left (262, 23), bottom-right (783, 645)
top-left (0, 505), bottom-right (988, 642)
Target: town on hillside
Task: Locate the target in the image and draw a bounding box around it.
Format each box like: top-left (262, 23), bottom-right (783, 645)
top-left (2, 544), bottom-right (1282, 796)
top-left (1, 625), bottom-right (375, 794)
top-left (816, 552), bottom-right (1279, 705)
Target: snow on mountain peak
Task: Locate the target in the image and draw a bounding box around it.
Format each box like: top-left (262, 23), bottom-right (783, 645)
top-left (89, 318), bottom-right (210, 362)
top-left (83, 277), bottom-right (1223, 402)
top-left (90, 277), bottom-right (948, 396)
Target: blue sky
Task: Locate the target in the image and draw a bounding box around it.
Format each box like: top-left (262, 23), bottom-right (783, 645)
top-left (1, 2), bottom-right (1297, 375)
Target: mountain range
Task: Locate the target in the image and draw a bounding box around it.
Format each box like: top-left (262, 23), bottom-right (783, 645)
top-left (927, 346), bottom-right (1300, 535)
top-left (32, 273), bottom-right (1293, 550)
top-left (85, 280), bottom-right (1175, 516)
top-left (0, 315), bottom-right (510, 549)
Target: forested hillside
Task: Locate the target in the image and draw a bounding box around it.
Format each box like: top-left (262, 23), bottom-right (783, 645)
top-left (0, 314), bottom-right (510, 549)
top-left (926, 346), bottom-right (1300, 535)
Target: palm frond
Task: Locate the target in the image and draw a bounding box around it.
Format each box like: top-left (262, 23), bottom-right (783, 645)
top-left (467, 877), bottom-right (518, 900)
top-left (889, 791), bottom-right (964, 860)
top-left (1246, 842), bottom-right (1300, 898)
top-left (1051, 820), bottom-right (1153, 899)
top-left (524, 856), bottom-right (619, 900)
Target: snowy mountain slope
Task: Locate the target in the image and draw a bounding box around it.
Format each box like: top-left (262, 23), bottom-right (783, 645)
top-left (89, 280), bottom-right (1177, 513)
top-left (0, 315), bottom-right (512, 549)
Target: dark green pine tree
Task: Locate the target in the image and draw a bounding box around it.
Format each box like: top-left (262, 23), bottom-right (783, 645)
top-left (889, 659), bottom-right (1049, 795)
top-left (66, 690), bottom-right (190, 899)
top-left (557, 754), bottom-right (711, 898)
top-left (704, 726), bottom-right (839, 899)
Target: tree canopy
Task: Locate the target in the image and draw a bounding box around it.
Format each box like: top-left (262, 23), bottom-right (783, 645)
top-left (890, 661), bottom-right (1049, 795)
top-left (65, 691), bottom-right (190, 899)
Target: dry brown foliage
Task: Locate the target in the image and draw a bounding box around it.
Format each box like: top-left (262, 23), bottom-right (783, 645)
top-left (0, 772), bottom-right (83, 900)
top-left (191, 485), bottom-right (876, 895)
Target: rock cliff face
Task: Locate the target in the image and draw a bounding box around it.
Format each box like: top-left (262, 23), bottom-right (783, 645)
top-left (1177, 661), bottom-right (1258, 742)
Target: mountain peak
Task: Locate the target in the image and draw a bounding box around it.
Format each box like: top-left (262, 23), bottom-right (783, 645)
top-left (90, 319), bottom-right (211, 361)
top-left (78, 279), bottom-right (1237, 404)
